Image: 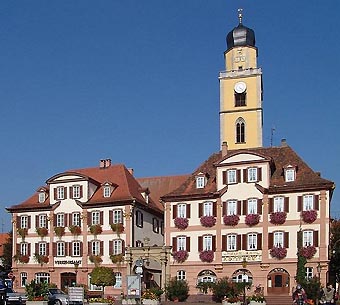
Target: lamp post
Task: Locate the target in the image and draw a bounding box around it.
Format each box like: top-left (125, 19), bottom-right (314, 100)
top-left (242, 258), bottom-right (247, 305)
top-left (74, 262), bottom-right (79, 286)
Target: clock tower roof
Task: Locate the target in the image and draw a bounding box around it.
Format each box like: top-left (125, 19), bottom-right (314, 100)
top-left (226, 9), bottom-right (256, 51)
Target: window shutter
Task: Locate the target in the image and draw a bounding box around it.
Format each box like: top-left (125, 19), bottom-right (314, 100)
top-left (53, 243), bottom-right (57, 256)
top-left (64, 214), bottom-right (68, 227)
top-left (269, 198), bottom-right (273, 213)
top-left (284, 197), bottom-right (290, 213)
top-left (122, 240), bottom-right (126, 254)
top-left (212, 236), bottom-right (216, 251)
top-left (109, 241), bottom-right (113, 254)
top-left (198, 236), bottom-right (203, 252)
top-left (257, 199), bottom-right (262, 215)
top-left (64, 187), bottom-right (67, 199)
top-left (222, 171), bottom-right (227, 185)
top-left (54, 215), bottom-right (57, 226)
top-left (237, 170), bottom-right (241, 183)
top-left (237, 201), bottom-right (242, 215)
top-left (257, 234), bottom-right (262, 250)
top-left (223, 202), bottom-right (227, 215)
top-left (100, 241), bottom-right (104, 255)
top-left (242, 200), bottom-right (247, 215)
top-left (313, 231), bottom-right (319, 247)
top-left (80, 242), bottom-right (83, 256)
top-left (243, 169), bottom-right (247, 182)
top-left (314, 195), bottom-right (319, 210)
top-left (186, 237), bottom-right (191, 252)
top-left (186, 204), bottom-right (191, 218)
top-left (28, 216), bottom-right (31, 229)
top-left (100, 211), bottom-right (104, 225)
top-left (199, 203), bottom-right (203, 218)
top-left (69, 187), bottom-right (74, 199)
top-left (88, 242), bottom-right (91, 255)
top-left (222, 236), bottom-right (227, 251)
top-left (213, 202), bottom-right (217, 217)
top-left (28, 243), bottom-right (31, 256)
top-left (242, 234), bottom-right (247, 250)
top-left (65, 242), bottom-right (69, 256)
top-left (268, 233), bottom-right (273, 248)
top-left (109, 211), bottom-right (113, 224)
top-left (35, 243), bottom-right (38, 255)
top-left (284, 232), bottom-right (289, 248)
top-left (16, 216), bottom-right (21, 228)
top-left (297, 196), bottom-right (302, 212)
top-left (257, 168), bottom-right (262, 181)
top-left (80, 186), bottom-right (83, 198)
top-left (54, 188), bottom-right (57, 200)
top-left (68, 214), bottom-right (73, 226)
top-left (237, 235), bottom-right (241, 250)
top-left (173, 205), bottom-right (177, 219)
top-left (35, 215), bottom-right (39, 227)
top-left (172, 237), bottom-right (177, 251)
top-left (46, 244), bottom-right (50, 256)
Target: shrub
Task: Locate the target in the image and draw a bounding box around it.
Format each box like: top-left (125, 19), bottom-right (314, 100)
top-left (165, 277), bottom-right (189, 302)
top-left (210, 277), bottom-right (239, 303)
top-left (25, 280), bottom-right (49, 301)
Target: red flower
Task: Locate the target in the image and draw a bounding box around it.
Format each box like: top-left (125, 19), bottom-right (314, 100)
top-left (199, 250), bottom-right (214, 263)
top-left (270, 246), bottom-right (287, 259)
top-left (174, 217), bottom-right (189, 230)
top-left (299, 245), bottom-right (317, 259)
top-left (270, 212), bottom-right (287, 225)
top-left (172, 250), bottom-right (188, 263)
top-left (223, 214), bottom-right (240, 226)
top-left (245, 214), bottom-right (260, 226)
top-left (301, 210), bottom-right (317, 224)
top-left (200, 216), bottom-right (216, 227)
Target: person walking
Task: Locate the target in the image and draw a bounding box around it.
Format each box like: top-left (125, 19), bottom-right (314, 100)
top-left (320, 283), bottom-right (335, 305)
top-left (293, 284), bottom-right (307, 305)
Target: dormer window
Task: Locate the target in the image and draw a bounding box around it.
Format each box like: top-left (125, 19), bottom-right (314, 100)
top-left (38, 192), bottom-right (46, 203)
top-left (284, 166), bottom-right (296, 182)
top-left (71, 185), bottom-right (82, 199)
top-left (56, 187), bottom-right (66, 200)
top-left (196, 176), bottom-right (206, 189)
top-left (103, 186), bottom-right (111, 198)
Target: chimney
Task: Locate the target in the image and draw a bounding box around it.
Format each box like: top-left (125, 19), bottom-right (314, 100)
top-left (99, 159), bottom-right (106, 168)
top-left (105, 159), bottom-right (112, 167)
top-left (128, 168), bottom-right (134, 176)
top-left (222, 141), bottom-right (228, 157)
top-left (281, 138), bottom-right (288, 147)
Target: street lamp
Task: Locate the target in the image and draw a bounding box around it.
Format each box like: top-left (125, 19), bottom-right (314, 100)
top-left (74, 262), bottom-right (79, 286)
top-left (242, 258), bottom-right (247, 305)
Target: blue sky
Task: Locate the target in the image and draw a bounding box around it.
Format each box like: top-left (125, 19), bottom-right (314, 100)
top-left (1, 1), bottom-right (339, 231)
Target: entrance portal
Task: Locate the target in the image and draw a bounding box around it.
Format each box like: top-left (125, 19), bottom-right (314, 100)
top-left (267, 268), bottom-right (290, 295)
top-left (60, 273), bottom-right (77, 291)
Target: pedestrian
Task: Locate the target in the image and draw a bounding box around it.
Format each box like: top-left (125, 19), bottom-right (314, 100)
top-left (292, 284), bottom-right (307, 305)
top-left (320, 283), bottom-right (335, 305)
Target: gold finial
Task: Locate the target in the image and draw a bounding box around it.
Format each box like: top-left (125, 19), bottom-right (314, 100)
top-left (238, 8), bottom-right (243, 24)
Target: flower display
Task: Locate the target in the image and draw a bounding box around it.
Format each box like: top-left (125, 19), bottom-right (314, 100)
top-left (142, 289), bottom-right (159, 300)
top-left (89, 224), bottom-right (103, 235)
top-left (174, 217), bottom-right (189, 230)
top-left (301, 210), bottom-right (317, 224)
top-left (36, 227), bottom-right (48, 237)
top-left (54, 226), bottom-right (65, 238)
top-left (223, 214), bottom-right (240, 226)
top-left (199, 250), bottom-right (214, 263)
top-left (299, 245), bottom-right (317, 259)
top-left (34, 254), bottom-right (49, 265)
top-left (89, 254), bottom-right (103, 265)
top-left (17, 228), bottom-right (28, 239)
top-left (245, 213), bottom-right (260, 226)
top-left (172, 250), bottom-right (188, 263)
top-left (269, 211), bottom-right (287, 225)
top-left (14, 254), bottom-right (29, 264)
top-left (110, 253), bottom-right (124, 264)
top-left (200, 215), bottom-right (216, 227)
top-left (89, 297), bottom-right (115, 305)
top-left (270, 246), bottom-right (287, 259)
top-left (69, 225), bottom-right (81, 235)
top-left (224, 296), bottom-right (239, 304)
top-left (110, 223), bottom-right (124, 234)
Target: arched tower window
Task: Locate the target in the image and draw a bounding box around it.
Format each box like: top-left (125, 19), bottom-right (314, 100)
top-left (236, 118), bottom-right (245, 143)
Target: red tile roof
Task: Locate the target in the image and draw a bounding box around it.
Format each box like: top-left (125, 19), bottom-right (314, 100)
top-left (0, 233), bottom-right (10, 256)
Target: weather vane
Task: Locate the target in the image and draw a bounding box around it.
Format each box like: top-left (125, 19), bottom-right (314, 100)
top-left (238, 8), bottom-right (243, 24)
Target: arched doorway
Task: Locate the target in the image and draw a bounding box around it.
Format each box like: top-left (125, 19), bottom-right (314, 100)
top-left (60, 272), bottom-right (76, 291)
top-left (267, 268), bottom-right (290, 295)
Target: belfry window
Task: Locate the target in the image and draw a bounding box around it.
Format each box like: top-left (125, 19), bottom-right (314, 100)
top-left (235, 92), bottom-right (246, 107)
top-left (236, 119), bottom-right (245, 143)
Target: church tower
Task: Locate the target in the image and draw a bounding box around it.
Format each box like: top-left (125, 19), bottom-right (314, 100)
top-left (219, 9), bottom-right (263, 149)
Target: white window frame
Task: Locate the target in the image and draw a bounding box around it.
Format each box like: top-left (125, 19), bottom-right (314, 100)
top-left (177, 270), bottom-right (186, 280)
top-left (227, 169), bottom-right (237, 184)
top-left (72, 241), bottom-right (81, 256)
top-left (57, 187), bottom-right (65, 200)
top-left (305, 267), bottom-right (313, 280)
top-left (303, 195), bottom-right (314, 211)
top-left (72, 213), bottom-right (81, 226)
top-left (285, 168), bottom-right (295, 182)
top-left (92, 240), bottom-right (100, 256)
top-left (247, 198), bottom-right (258, 214)
top-left (114, 272), bottom-right (122, 288)
top-left (248, 233), bottom-right (257, 250)
top-left (273, 232), bottom-right (284, 247)
top-left (113, 210), bottom-right (123, 224)
top-left (177, 204), bottom-right (187, 218)
top-left (227, 200), bottom-right (237, 215)
top-left (303, 230), bottom-right (313, 247)
top-left (56, 214), bottom-right (64, 227)
top-left (203, 201), bottom-right (213, 217)
top-left (103, 185), bottom-right (111, 198)
top-left (38, 192), bottom-right (46, 203)
top-left (39, 242), bottom-right (47, 256)
top-left (274, 197), bottom-right (284, 212)
top-left (177, 236), bottom-right (186, 251)
top-left (248, 168), bottom-right (257, 182)
top-left (35, 272), bottom-right (50, 284)
top-left (196, 176), bottom-right (205, 189)
top-left (20, 272), bottom-right (27, 287)
top-left (113, 239), bottom-right (123, 255)
top-left (72, 185), bottom-right (81, 199)
top-left (20, 243), bottom-right (28, 256)
top-left (57, 242), bottom-right (65, 257)
top-left (39, 214), bottom-right (47, 228)
top-left (203, 235), bottom-right (212, 251)
top-left (20, 216), bottom-right (28, 229)
top-left (227, 234), bottom-right (237, 251)
top-left (136, 210), bottom-right (143, 227)
top-left (91, 211), bottom-right (100, 225)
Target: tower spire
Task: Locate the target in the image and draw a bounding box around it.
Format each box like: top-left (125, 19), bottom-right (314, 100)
top-left (238, 8), bottom-right (243, 24)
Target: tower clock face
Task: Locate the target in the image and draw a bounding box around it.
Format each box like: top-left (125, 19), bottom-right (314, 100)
top-left (234, 81), bottom-right (246, 93)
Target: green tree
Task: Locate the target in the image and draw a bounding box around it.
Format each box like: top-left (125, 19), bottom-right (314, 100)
top-left (329, 219), bottom-right (340, 287)
top-left (1, 231), bottom-right (13, 271)
top-left (90, 267), bottom-right (116, 297)
top-left (165, 277), bottom-right (189, 302)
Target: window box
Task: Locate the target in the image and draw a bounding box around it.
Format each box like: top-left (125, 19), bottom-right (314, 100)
top-left (34, 254), bottom-right (49, 265)
top-left (245, 214), bottom-right (260, 226)
top-left (17, 228), bottom-right (28, 239)
top-left (110, 223), bottom-right (124, 234)
top-left (200, 216), bottom-right (216, 228)
top-left (110, 254), bottom-right (124, 264)
top-left (36, 227), bottom-right (48, 238)
top-left (14, 254), bottom-right (29, 264)
top-left (172, 250), bottom-right (188, 263)
top-left (174, 217), bottom-right (189, 230)
top-left (269, 246), bottom-right (287, 259)
top-left (199, 250), bottom-right (214, 263)
top-left (89, 224), bottom-right (103, 236)
top-left (223, 215), bottom-right (240, 226)
top-left (89, 255), bottom-right (103, 265)
top-left (299, 245), bottom-right (317, 259)
top-left (269, 212), bottom-right (287, 225)
top-left (69, 225), bottom-right (82, 236)
top-left (54, 226), bottom-right (65, 238)
top-left (301, 210), bottom-right (317, 224)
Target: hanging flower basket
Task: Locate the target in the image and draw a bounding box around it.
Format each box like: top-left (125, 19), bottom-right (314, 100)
top-left (174, 217), bottom-right (189, 230)
top-left (36, 227), bottom-right (48, 237)
top-left (172, 250), bottom-right (188, 263)
top-left (17, 228), bottom-right (28, 239)
top-left (14, 254), bottom-right (29, 264)
top-left (199, 250), bottom-right (214, 263)
top-left (270, 246), bottom-right (287, 259)
top-left (269, 212), bottom-right (287, 225)
top-left (299, 245), bottom-right (317, 259)
top-left (245, 214), bottom-right (260, 226)
top-left (110, 254), bottom-right (124, 264)
top-left (69, 225), bottom-right (82, 235)
top-left (110, 223), bottom-right (124, 234)
top-left (223, 214), bottom-right (240, 226)
top-left (200, 216), bottom-right (216, 227)
top-left (89, 224), bottom-right (103, 235)
top-left (301, 210), bottom-right (317, 224)
top-left (54, 226), bottom-right (65, 238)
top-left (34, 254), bottom-right (49, 265)
top-left (89, 255), bottom-right (103, 265)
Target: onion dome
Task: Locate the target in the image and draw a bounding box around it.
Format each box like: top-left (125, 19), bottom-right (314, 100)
top-left (226, 9), bottom-right (256, 51)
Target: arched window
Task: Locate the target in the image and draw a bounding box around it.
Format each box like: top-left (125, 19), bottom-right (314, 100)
top-left (236, 118), bottom-right (245, 143)
top-left (197, 270), bottom-right (217, 283)
top-left (114, 272), bottom-right (122, 288)
top-left (35, 272), bottom-right (50, 284)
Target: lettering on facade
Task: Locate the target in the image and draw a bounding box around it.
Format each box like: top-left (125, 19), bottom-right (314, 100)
top-left (221, 250), bottom-right (262, 263)
top-left (55, 260), bottom-right (82, 265)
